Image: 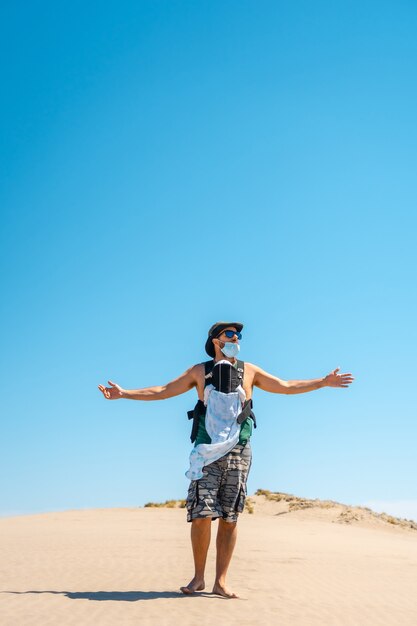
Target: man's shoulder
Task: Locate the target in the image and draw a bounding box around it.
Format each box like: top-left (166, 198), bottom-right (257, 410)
top-left (241, 361), bottom-right (259, 371)
top-left (189, 362), bottom-right (207, 377)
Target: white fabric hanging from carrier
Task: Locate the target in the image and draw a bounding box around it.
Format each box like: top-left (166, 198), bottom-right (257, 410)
top-left (185, 360), bottom-right (246, 480)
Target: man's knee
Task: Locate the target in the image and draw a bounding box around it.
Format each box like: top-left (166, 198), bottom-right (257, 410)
top-left (218, 518), bottom-right (237, 530)
top-left (191, 517), bottom-right (212, 527)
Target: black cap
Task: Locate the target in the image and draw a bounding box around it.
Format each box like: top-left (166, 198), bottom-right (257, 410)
top-left (205, 321), bottom-right (244, 358)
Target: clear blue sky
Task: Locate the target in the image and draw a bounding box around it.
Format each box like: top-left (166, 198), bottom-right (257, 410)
top-left (1, 1), bottom-right (416, 520)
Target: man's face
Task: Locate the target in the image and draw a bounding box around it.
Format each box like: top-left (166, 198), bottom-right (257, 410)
top-left (213, 326), bottom-right (239, 351)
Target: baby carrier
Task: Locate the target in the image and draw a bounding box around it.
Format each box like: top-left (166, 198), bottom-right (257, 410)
top-left (185, 359), bottom-right (257, 480)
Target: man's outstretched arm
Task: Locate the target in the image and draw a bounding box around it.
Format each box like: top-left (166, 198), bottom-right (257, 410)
top-left (252, 364), bottom-right (354, 395)
top-left (98, 365), bottom-right (199, 400)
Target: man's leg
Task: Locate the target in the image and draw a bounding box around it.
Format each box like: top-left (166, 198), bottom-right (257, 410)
top-left (180, 518), bottom-right (212, 594)
top-left (182, 459), bottom-right (224, 594)
top-left (212, 518), bottom-right (238, 598)
top-left (212, 443), bottom-right (252, 598)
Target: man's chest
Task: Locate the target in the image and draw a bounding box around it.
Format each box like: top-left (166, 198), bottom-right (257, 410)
top-left (195, 363), bottom-right (254, 401)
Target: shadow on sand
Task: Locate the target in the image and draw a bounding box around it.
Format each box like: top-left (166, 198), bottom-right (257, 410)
top-left (0, 589), bottom-right (224, 601)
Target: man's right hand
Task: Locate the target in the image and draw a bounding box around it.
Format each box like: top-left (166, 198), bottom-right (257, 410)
top-left (98, 380), bottom-right (125, 400)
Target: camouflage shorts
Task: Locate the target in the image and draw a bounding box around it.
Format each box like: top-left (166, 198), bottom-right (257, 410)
top-left (186, 442), bottom-right (252, 524)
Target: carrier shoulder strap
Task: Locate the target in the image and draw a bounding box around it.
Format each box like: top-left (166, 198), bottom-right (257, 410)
top-left (234, 360), bottom-right (257, 428)
top-left (236, 359), bottom-right (244, 386)
top-left (236, 398), bottom-right (257, 427)
top-left (203, 359), bottom-right (215, 387)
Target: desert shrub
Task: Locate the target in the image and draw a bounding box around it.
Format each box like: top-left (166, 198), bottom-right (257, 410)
top-left (144, 499), bottom-right (187, 509)
top-left (245, 498), bottom-right (255, 514)
top-left (255, 489), bottom-right (271, 497)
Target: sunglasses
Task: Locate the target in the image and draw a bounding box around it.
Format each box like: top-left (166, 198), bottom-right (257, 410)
top-left (218, 330), bottom-right (242, 340)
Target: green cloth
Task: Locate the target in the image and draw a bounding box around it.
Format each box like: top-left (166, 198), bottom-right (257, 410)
top-left (193, 412), bottom-right (253, 447)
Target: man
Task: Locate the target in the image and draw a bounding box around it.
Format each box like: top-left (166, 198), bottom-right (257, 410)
top-left (98, 321), bottom-right (354, 598)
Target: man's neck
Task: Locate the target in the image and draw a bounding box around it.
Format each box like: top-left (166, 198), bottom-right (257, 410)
top-left (214, 355), bottom-right (237, 365)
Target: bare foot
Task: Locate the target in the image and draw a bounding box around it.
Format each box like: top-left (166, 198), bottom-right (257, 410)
top-left (180, 577), bottom-right (205, 594)
top-left (212, 582), bottom-right (239, 598)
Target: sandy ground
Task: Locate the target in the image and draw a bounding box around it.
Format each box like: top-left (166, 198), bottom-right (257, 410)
top-left (1, 495), bottom-right (417, 626)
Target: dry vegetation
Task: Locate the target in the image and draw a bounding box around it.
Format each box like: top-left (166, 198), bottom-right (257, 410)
top-left (144, 499), bottom-right (187, 509)
top-left (244, 497), bottom-right (255, 514)
top-left (253, 489), bottom-right (417, 531)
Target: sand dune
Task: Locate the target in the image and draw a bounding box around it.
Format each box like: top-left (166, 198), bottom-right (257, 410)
top-left (1, 492), bottom-right (416, 626)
